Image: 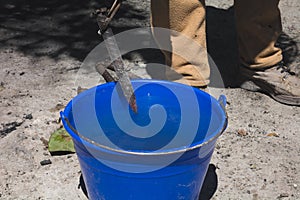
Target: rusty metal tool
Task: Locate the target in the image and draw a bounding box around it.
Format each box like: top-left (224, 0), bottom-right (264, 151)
top-left (95, 0), bottom-right (137, 113)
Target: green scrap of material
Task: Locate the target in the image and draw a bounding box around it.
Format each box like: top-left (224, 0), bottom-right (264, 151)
top-left (48, 128), bottom-right (75, 153)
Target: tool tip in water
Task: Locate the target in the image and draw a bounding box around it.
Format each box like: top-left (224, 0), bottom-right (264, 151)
top-left (130, 97), bottom-right (138, 113)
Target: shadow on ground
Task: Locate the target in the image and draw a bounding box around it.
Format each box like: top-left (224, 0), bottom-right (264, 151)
top-left (0, 0), bottom-right (148, 60)
top-left (206, 6), bottom-right (238, 87)
top-left (1, 2), bottom-right (297, 85)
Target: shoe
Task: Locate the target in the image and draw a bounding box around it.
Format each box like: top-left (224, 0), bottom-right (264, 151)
top-left (238, 61), bottom-right (300, 106)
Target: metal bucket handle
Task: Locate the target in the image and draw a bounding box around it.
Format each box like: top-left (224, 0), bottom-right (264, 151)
top-left (60, 95), bottom-right (228, 155)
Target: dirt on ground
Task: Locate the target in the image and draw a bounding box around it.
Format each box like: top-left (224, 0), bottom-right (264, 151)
top-left (0, 0), bottom-right (299, 199)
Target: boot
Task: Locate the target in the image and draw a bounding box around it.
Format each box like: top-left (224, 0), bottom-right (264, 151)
top-left (239, 61), bottom-right (300, 106)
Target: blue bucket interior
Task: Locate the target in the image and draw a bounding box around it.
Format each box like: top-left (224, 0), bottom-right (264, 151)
top-left (63, 80), bottom-right (226, 153)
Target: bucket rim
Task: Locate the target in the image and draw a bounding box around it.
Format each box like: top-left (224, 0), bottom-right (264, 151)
top-left (62, 79), bottom-right (228, 156)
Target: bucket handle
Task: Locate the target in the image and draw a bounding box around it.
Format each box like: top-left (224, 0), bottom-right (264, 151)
top-left (218, 95), bottom-right (228, 134)
top-left (218, 95), bottom-right (226, 113)
top-left (60, 111), bottom-right (81, 136)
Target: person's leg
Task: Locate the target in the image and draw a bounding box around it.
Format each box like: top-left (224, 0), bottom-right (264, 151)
top-left (235, 0), bottom-right (282, 68)
top-left (235, 0), bottom-right (300, 106)
top-left (150, 0), bottom-right (209, 87)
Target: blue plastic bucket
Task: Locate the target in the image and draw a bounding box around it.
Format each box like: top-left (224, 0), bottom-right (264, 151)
top-left (61, 80), bottom-right (227, 200)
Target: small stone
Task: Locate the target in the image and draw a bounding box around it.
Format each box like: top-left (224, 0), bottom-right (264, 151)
top-left (266, 132), bottom-right (279, 137)
top-left (24, 114), bottom-right (33, 120)
top-left (49, 103), bottom-right (65, 112)
top-left (16, 118), bottom-right (24, 124)
top-left (293, 184), bottom-right (297, 188)
top-left (0, 120), bottom-right (24, 137)
top-left (278, 193), bottom-right (289, 198)
top-left (237, 128), bottom-right (248, 136)
top-left (40, 159), bottom-right (52, 166)
top-left (19, 171), bottom-right (26, 175)
top-left (250, 163), bottom-right (257, 170)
